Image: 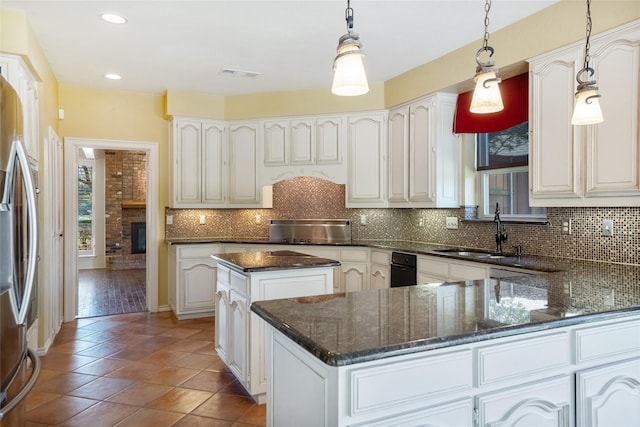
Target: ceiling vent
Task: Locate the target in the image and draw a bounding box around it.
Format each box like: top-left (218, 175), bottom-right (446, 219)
top-left (218, 68), bottom-right (261, 79)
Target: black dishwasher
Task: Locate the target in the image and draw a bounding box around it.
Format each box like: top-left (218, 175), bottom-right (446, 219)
top-left (390, 252), bottom-right (417, 287)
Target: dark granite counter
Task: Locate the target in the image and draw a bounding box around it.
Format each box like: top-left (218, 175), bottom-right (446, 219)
top-left (211, 250), bottom-right (340, 273)
top-left (251, 263), bottom-right (640, 366)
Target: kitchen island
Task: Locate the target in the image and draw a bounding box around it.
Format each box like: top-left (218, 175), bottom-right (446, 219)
top-left (211, 250), bottom-right (340, 403)
top-left (252, 272), bottom-right (640, 426)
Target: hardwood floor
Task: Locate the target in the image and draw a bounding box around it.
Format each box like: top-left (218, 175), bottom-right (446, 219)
top-left (26, 311), bottom-right (266, 427)
top-left (77, 269), bottom-right (147, 318)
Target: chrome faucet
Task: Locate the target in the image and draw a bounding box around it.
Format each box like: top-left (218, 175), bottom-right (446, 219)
top-left (494, 202), bottom-right (508, 253)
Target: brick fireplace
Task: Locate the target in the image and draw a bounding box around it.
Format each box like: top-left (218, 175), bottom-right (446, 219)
top-left (105, 150), bottom-right (147, 270)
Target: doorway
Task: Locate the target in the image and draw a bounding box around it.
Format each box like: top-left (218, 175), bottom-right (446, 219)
top-left (63, 137), bottom-right (159, 322)
top-left (76, 148), bottom-right (149, 318)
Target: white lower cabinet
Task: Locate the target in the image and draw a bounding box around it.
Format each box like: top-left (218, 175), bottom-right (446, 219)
top-left (264, 316), bottom-right (640, 427)
top-left (369, 249), bottom-right (391, 290)
top-left (418, 255), bottom-right (490, 284)
top-left (339, 247), bottom-right (369, 293)
top-left (168, 244), bottom-right (220, 319)
top-left (215, 262), bottom-right (334, 402)
top-left (476, 376), bottom-right (572, 427)
top-left (576, 358), bottom-right (640, 427)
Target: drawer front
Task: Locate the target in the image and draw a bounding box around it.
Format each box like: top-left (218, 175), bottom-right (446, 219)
top-left (574, 319), bottom-right (640, 365)
top-left (370, 250), bottom-right (391, 265)
top-left (341, 248), bottom-right (368, 262)
top-left (229, 269), bottom-right (250, 297)
top-left (477, 332), bottom-right (570, 386)
top-left (349, 350), bottom-right (472, 417)
top-left (418, 256), bottom-right (448, 278)
top-left (178, 244), bottom-right (221, 259)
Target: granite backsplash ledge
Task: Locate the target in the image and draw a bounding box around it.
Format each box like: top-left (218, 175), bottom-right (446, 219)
top-left (165, 177), bottom-right (639, 265)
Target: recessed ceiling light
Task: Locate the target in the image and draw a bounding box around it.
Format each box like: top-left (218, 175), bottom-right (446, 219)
top-left (104, 73), bottom-right (122, 80)
top-left (100, 13), bottom-right (127, 24)
top-left (218, 68), bottom-right (261, 79)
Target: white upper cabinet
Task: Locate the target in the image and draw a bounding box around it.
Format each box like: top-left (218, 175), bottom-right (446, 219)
top-left (261, 114), bottom-right (346, 185)
top-left (529, 20), bottom-right (640, 207)
top-left (290, 118), bottom-right (314, 165)
top-left (229, 122), bottom-right (261, 206)
top-left (347, 111), bottom-right (388, 207)
top-left (0, 53), bottom-right (40, 167)
top-left (388, 105), bottom-right (410, 203)
top-left (263, 120), bottom-right (289, 166)
top-left (586, 24), bottom-right (640, 199)
top-left (315, 116), bottom-right (343, 164)
top-left (388, 93), bottom-right (460, 208)
top-left (170, 117), bottom-right (227, 208)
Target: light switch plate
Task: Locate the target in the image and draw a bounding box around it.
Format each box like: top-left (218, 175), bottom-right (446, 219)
top-left (166, 215), bottom-right (173, 225)
top-left (445, 217), bottom-right (458, 229)
top-left (199, 214), bottom-right (206, 225)
top-left (602, 219), bottom-right (613, 236)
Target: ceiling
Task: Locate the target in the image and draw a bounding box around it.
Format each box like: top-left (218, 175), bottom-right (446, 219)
top-left (3, 1), bottom-right (560, 96)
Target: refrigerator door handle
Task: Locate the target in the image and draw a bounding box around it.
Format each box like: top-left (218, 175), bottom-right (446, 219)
top-left (0, 139), bottom-right (38, 325)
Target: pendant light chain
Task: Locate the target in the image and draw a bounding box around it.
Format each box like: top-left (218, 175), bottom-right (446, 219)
top-left (483, 0), bottom-right (492, 49)
top-left (583, 0), bottom-right (593, 70)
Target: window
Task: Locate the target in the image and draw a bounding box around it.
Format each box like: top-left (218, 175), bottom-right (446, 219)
top-left (476, 122), bottom-right (546, 220)
top-left (78, 162), bottom-right (95, 256)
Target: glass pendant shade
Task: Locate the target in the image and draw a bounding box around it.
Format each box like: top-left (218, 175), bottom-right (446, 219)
top-left (571, 89), bottom-right (603, 125)
top-left (332, 43), bottom-right (369, 96)
top-left (470, 71), bottom-right (504, 114)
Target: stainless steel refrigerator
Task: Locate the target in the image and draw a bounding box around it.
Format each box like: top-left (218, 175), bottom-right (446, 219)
top-left (0, 75), bottom-right (41, 425)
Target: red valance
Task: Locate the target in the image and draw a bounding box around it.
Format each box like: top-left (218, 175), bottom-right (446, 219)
top-left (453, 72), bottom-right (528, 134)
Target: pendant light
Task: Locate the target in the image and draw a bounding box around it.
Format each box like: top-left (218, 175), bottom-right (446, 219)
top-left (470, 0), bottom-right (503, 114)
top-left (571, 0), bottom-right (603, 125)
top-left (331, 0), bottom-right (369, 96)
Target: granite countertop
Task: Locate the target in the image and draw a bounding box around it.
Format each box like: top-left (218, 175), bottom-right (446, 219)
top-left (251, 263), bottom-right (640, 366)
top-left (211, 250), bottom-right (341, 273)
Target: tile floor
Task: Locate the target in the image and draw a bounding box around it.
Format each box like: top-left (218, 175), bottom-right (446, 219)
top-left (25, 311), bottom-right (266, 427)
top-left (77, 269), bottom-right (147, 318)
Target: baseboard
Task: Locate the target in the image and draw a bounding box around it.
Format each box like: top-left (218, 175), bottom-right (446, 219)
top-left (157, 304), bottom-right (172, 312)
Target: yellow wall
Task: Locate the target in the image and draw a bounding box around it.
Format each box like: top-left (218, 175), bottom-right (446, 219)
top-left (58, 85), bottom-right (170, 306)
top-left (0, 7), bottom-right (59, 137)
top-left (385, 0), bottom-right (640, 107)
top-left (164, 89), bottom-right (225, 120)
top-left (224, 82), bottom-right (385, 120)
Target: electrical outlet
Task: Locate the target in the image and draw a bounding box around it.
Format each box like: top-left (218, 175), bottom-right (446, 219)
top-left (562, 218), bottom-right (571, 234)
top-left (166, 215), bottom-right (173, 225)
top-left (445, 217), bottom-right (458, 229)
top-left (418, 218), bottom-right (424, 227)
top-left (255, 214), bottom-right (262, 225)
top-left (602, 219), bottom-right (613, 237)
top-left (199, 214), bottom-right (206, 225)
top-left (359, 214), bottom-right (367, 226)
top-left (603, 289), bottom-right (615, 307)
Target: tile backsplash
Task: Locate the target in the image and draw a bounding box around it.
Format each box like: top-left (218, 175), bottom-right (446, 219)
top-left (166, 177), bottom-right (640, 265)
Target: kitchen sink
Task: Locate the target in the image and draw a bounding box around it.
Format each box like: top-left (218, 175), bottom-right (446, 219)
top-left (433, 248), bottom-right (511, 259)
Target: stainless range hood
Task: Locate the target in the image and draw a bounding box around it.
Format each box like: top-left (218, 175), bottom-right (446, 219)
top-left (269, 219), bottom-right (351, 244)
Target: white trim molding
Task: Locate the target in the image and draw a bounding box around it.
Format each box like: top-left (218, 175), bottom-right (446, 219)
top-left (63, 137), bottom-right (160, 322)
